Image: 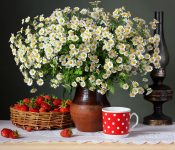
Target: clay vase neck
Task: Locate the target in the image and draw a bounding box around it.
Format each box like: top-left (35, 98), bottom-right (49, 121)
top-left (70, 86), bottom-right (110, 132)
top-left (73, 86), bottom-right (110, 106)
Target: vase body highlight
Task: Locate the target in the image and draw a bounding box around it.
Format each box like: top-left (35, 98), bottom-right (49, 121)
top-left (70, 86), bottom-right (110, 132)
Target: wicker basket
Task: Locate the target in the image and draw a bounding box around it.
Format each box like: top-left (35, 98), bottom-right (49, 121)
top-left (10, 107), bottom-right (74, 130)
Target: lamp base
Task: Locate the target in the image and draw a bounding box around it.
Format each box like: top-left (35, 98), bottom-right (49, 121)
top-left (143, 113), bottom-right (172, 125)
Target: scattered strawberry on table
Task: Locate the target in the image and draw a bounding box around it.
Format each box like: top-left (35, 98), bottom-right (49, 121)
top-left (13, 95), bottom-right (72, 113)
top-left (9, 130), bottom-right (19, 139)
top-left (1, 128), bottom-right (19, 139)
top-left (60, 128), bottom-right (73, 138)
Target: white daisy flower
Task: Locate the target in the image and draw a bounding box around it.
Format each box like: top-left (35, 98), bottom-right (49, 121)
top-left (71, 81), bottom-right (77, 87)
top-left (122, 83), bottom-right (129, 90)
top-left (25, 16), bottom-right (30, 23)
top-left (27, 78), bottom-right (33, 86)
top-left (39, 28), bottom-right (45, 35)
top-left (80, 81), bottom-right (86, 87)
top-left (30, 88), bottom-right (37, 93)
top-left (37, 79), bottom-right (44, 86)
top-left (116, 57), bottom-right (123, 63)
top-left (29, 69), bottom-right (36, 76)
top-left (96, 79), bottom-right (102, 86)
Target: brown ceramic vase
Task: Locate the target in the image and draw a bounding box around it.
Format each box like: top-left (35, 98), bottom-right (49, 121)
top-left (70, 86), bottom-right (110, 132)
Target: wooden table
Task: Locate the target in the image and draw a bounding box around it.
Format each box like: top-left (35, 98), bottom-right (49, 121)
top-left (1, 142), bottom-right (175, 150)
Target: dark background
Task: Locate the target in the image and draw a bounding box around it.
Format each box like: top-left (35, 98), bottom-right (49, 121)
top-left (0, 0), bottom-right (175, 121)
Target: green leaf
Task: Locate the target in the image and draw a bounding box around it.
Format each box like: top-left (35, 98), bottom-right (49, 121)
top-left (119, 73), bottom-right (128, 80)
top-left (62, 84), bottom-right (72, 99)
top-left (74, 69), bottom-right (82, 75)
top-left (109, 85), bottom-right (115, 94)
top-left (63, 84), bottom-right (72, 93)
top-left (18, 100), bottom-right (23, 105)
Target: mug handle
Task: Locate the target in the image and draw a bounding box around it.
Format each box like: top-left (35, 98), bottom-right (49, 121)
top-left (130, 112), bottom-right (139, 129)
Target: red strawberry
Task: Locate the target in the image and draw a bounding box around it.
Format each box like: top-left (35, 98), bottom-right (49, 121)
top-left (29, 107), bottom-right (38, 113)
top-left (53, 99), bottom-right (62, 107)
top-left (14, 104), bottom-right (21, 110)
top-left (25, 126), bottom-right (33, 132)
top-left (54, 108), bottom-right (60, 112)
top-left (35, 96), bottom-right (44, 106)
top-left (43, 95), bottom-right (51, 100)
top-left (20, 105), bottom-right (28, 111)
top-left (1, 128), bottom-right (12, 138)
top-left (23, 98), bottom-right (30, 105)
top-left (60, 128), bottom-right (72, 138)
top-left (41, 102), bottom-right (51, 111)
top-left (9, 130), bottom-right (19, 139)
top-left (59, 100), bottom-right (70, 113)
top-left (50, 108), bottom-right (59, 112)
top-left (59, 107), bottom-right (70, 113)
top-left (39, 107), bottom-right (47, 112)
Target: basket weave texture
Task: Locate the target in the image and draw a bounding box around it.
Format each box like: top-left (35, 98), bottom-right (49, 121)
top-left (10, 107), bottom-right (74, 130)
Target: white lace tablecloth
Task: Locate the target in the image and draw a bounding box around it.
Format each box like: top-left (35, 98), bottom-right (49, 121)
top-left (0, 120), bottom-right (175, 144)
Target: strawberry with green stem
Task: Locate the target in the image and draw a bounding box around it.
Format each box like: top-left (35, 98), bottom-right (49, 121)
top-left (60, 128), bottom-right (72, 137)
top-left (17, 100), bottom-right (28, 111)
top-left (9, 130), bottom-right (19, 139)
top-left (59, 100), bottom-right (70, 113)
top-left (1, 129), bottom-right (20, 139)
top-left (53, 98), bottom-right (62, 107)
top-left (29, 98), bottom-right (39, 112)
top-left (43, 95), bottom-right (51, 100)
top-left (23, 98), bottom-right (30, 105)
top-left (40, 99), bottom-right (53, 111)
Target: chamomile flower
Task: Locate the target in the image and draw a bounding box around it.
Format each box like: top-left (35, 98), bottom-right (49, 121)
top-left (132, 88), bottom-right (139, 94)
top-left (80, 81), bottom-right (86, 87)
top-left (146, 88), bottom-right (153, 95)
top-left (26, 78), bottom-right (33, 86)
top-left (116, 57), bottom-right (123, 63)
top-left (76, 77), bottom-right (81, 82)
top-left (37, 78), bottom-right (44, 86)
top-left (130, 60), bottom-right (137, 66)
top-left (145, 53), bottom-right (151, 59)
top-left (10, 4), bottom-right (161, 96)
top-left (96, 79), bottom-right (102, 86)
top-left (145, 65), bottom-right (153, 72)
top-left (25, 16), bottom-right (30, 23)
top-left (80, 8), bottom-right (88, 15)
top-left (39, 28), bottom-right (45, 35)
top-left (30, 88), bottom-right (37, 93)
top-left (89, 75), bottom-right (96, 82)
top-left (29, 69), bottom-right (36, 76)
top-left (72, 81), bottom-right (77, 87)
top-left (142, 78), bottom-right (148, 82)
top-left (56, 73), bottom-right (63, 81)
top-left (138, 87), bottom-right (144, 94)
top-left (129, 92), bottom-right (136, 97)
top-left (132, 81), bottom-right (139, 88)
top-left (122, 83), bottom-right (129, 90)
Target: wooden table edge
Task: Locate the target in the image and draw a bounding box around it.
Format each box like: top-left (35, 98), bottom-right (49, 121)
top-left (0, 142), bottom-right (175, 150)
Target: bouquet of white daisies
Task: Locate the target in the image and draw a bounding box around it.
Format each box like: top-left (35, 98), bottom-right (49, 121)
top-left (9, 1), bottom-right (161, 97)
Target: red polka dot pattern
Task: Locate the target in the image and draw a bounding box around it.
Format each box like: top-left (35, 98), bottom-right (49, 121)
top-left (102, 112), bottom-right (130, 135)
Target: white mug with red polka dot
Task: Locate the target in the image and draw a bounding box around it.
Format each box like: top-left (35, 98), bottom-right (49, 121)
top-left (102, 107), bottom-right (139, 138)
